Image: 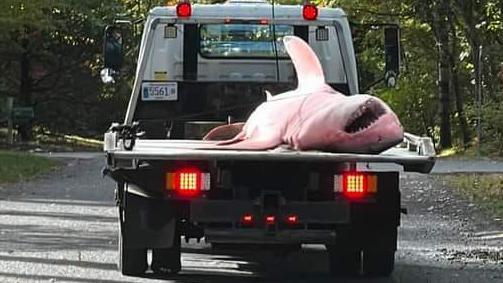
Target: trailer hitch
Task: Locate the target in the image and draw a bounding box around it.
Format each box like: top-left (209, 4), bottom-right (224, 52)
top-left (108, 121), bottom-right (145, 150)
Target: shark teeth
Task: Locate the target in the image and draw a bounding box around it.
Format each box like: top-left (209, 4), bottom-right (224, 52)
top-left (344, 99), bottom-right (386, 134)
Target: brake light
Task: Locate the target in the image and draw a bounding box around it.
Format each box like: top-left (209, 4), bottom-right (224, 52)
top-left (176, 1), bottom-right (191, 17)
top-left (166, 167), bottom-right (210, 196)
top-left (339, 172), bottom-right (378, 198)
top-left (344, 173), bottom-right (367, 194)
top-left (302, 4), bottom-right (318, 21)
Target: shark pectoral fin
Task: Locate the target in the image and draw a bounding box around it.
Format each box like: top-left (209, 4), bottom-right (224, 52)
top-left (203, 123), bottom-right (245, 141)
top-left (216, 130), bottom-right (246, 145)
top-left (217, 136), bottom-right (282, 150)
top-left (215, 129), bottom-right (283, 150)
top-left (283, 36), bottom-right (326, 89)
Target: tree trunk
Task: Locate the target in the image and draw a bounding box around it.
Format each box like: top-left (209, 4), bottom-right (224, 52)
top-left (435, 0), bottom-right (453, 149)
top-left (447, 8), bottom-right (470, 148)
top-left (18, 36), bottom-right (33, 141)
top-left (454, 0), bottom-right (483, 148)
top-left (438, 54), bottom-right (452, 149)
top-left (451, 68), bottom-right (470, 147)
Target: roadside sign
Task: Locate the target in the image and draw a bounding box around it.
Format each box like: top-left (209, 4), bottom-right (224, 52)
top-left (12, 107), bottom-right (34, 123)
top-left (0, 97), bottom-right (9, 122)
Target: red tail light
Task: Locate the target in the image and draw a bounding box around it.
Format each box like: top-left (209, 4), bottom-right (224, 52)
top-left (286, 215), bottom-right (298, 224)
top-left (302, 4), bottom-right (318, 21)
top-left (166, 167), bottom-right (210, 197)
top-left (342, 172), bottom-right (368, 198)
top-left (265, 215), bottom-right (276, 225)
top-left (176, 1), bottom-right (192, 17)
top-left (242, 214), bottom-right (253, 224)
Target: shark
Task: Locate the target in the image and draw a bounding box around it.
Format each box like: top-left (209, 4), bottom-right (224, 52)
top-left (203, 35), bottom-right (404, 154)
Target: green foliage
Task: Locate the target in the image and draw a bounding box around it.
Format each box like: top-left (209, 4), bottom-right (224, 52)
top-left (476, 101), bottom-right (503, 155)
top-left (0, 150), bottom-right (56, 184)
top-left (0, 0), bottom-right (128, 137)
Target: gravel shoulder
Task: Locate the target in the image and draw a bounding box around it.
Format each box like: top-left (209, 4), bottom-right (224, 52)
top-left (0, 156), bottom-right (501, 282)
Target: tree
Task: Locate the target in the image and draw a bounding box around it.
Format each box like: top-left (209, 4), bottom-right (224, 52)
top-left (0, 0), bottom-right (125, 139)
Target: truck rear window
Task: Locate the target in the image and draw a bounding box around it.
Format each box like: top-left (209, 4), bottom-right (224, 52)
top-left (199, 24), bottom-right (293, 58)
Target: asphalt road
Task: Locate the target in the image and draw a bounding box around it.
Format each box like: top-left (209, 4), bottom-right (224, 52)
top-left (0, 155), bottom-right (502, 282)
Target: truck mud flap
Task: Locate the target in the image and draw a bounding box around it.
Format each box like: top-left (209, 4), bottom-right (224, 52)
top-left (123, 189), bottom-right (177, 249)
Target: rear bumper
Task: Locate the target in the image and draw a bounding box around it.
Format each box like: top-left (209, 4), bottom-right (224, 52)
top-left (205, 228), bottom-right (336, 244)
top-left (189, 199), bottom-right (350, 244)
top-left (190, 199), bottom-right (351, 224)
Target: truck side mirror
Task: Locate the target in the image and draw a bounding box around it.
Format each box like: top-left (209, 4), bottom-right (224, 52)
top-left (102, 25), bottom-right (123, 83)
top-left (384, 27), bottom-right (400, 88)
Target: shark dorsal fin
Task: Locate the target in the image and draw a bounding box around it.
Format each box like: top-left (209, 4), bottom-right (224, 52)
top-left (283, 36), bottom-right (326, 90)
top-left (265, 90), bottom-right (273, 101)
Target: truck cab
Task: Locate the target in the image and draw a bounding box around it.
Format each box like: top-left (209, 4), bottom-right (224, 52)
top-left (103, 0), bottom-right (434, 278)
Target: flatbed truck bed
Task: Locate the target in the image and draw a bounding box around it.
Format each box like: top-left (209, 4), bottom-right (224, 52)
top-left (106, 133), bottom-right (435, 174)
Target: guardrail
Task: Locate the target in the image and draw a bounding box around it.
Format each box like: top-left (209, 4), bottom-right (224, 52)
top-left (403, 133), bottom-right (436, 157)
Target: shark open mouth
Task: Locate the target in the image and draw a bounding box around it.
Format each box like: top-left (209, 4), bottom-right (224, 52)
top-left (345, 99), bottom-right (387, 134)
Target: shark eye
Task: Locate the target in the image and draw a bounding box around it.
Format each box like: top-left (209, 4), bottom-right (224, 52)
top-left (345, 100), bottom-right (386, 134)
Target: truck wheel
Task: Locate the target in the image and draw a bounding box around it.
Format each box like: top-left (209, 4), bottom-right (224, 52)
top-left (151, 232), bottom-right (181, 275)
top-left (362, 250), bottom-right (395, 277)
top-left (118, 229), bottom-right (147, 275)
top-left (326, 246), bottom-right (361, 277)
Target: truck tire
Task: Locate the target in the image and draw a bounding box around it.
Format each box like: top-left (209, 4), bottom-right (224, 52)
top-left (118, 228), bottom-right (147, 275)
top-left (326, 246), bottom-right (361, 277)
top-left (151, 231), bottom-right (181, 275)
top-left (362, 250), bottom-right (395, 277)
top-left (361, 226), bottom-right (397, 277)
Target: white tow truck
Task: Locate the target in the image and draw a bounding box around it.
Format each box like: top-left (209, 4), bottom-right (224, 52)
top-left (102, 0), bottom-right (435, 278)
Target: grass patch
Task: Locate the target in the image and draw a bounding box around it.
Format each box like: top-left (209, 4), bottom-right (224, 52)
top-left (445, 174), bottom-right (503, 219)
top-left (0, 150), bottom-right (57, 184)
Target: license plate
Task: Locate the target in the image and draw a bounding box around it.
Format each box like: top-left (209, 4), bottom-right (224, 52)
top-left (141, 82), bottom-right (178, 101)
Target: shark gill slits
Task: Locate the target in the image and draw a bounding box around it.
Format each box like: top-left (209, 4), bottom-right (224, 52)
top-left (344, 100), bottom-right (386, 134)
